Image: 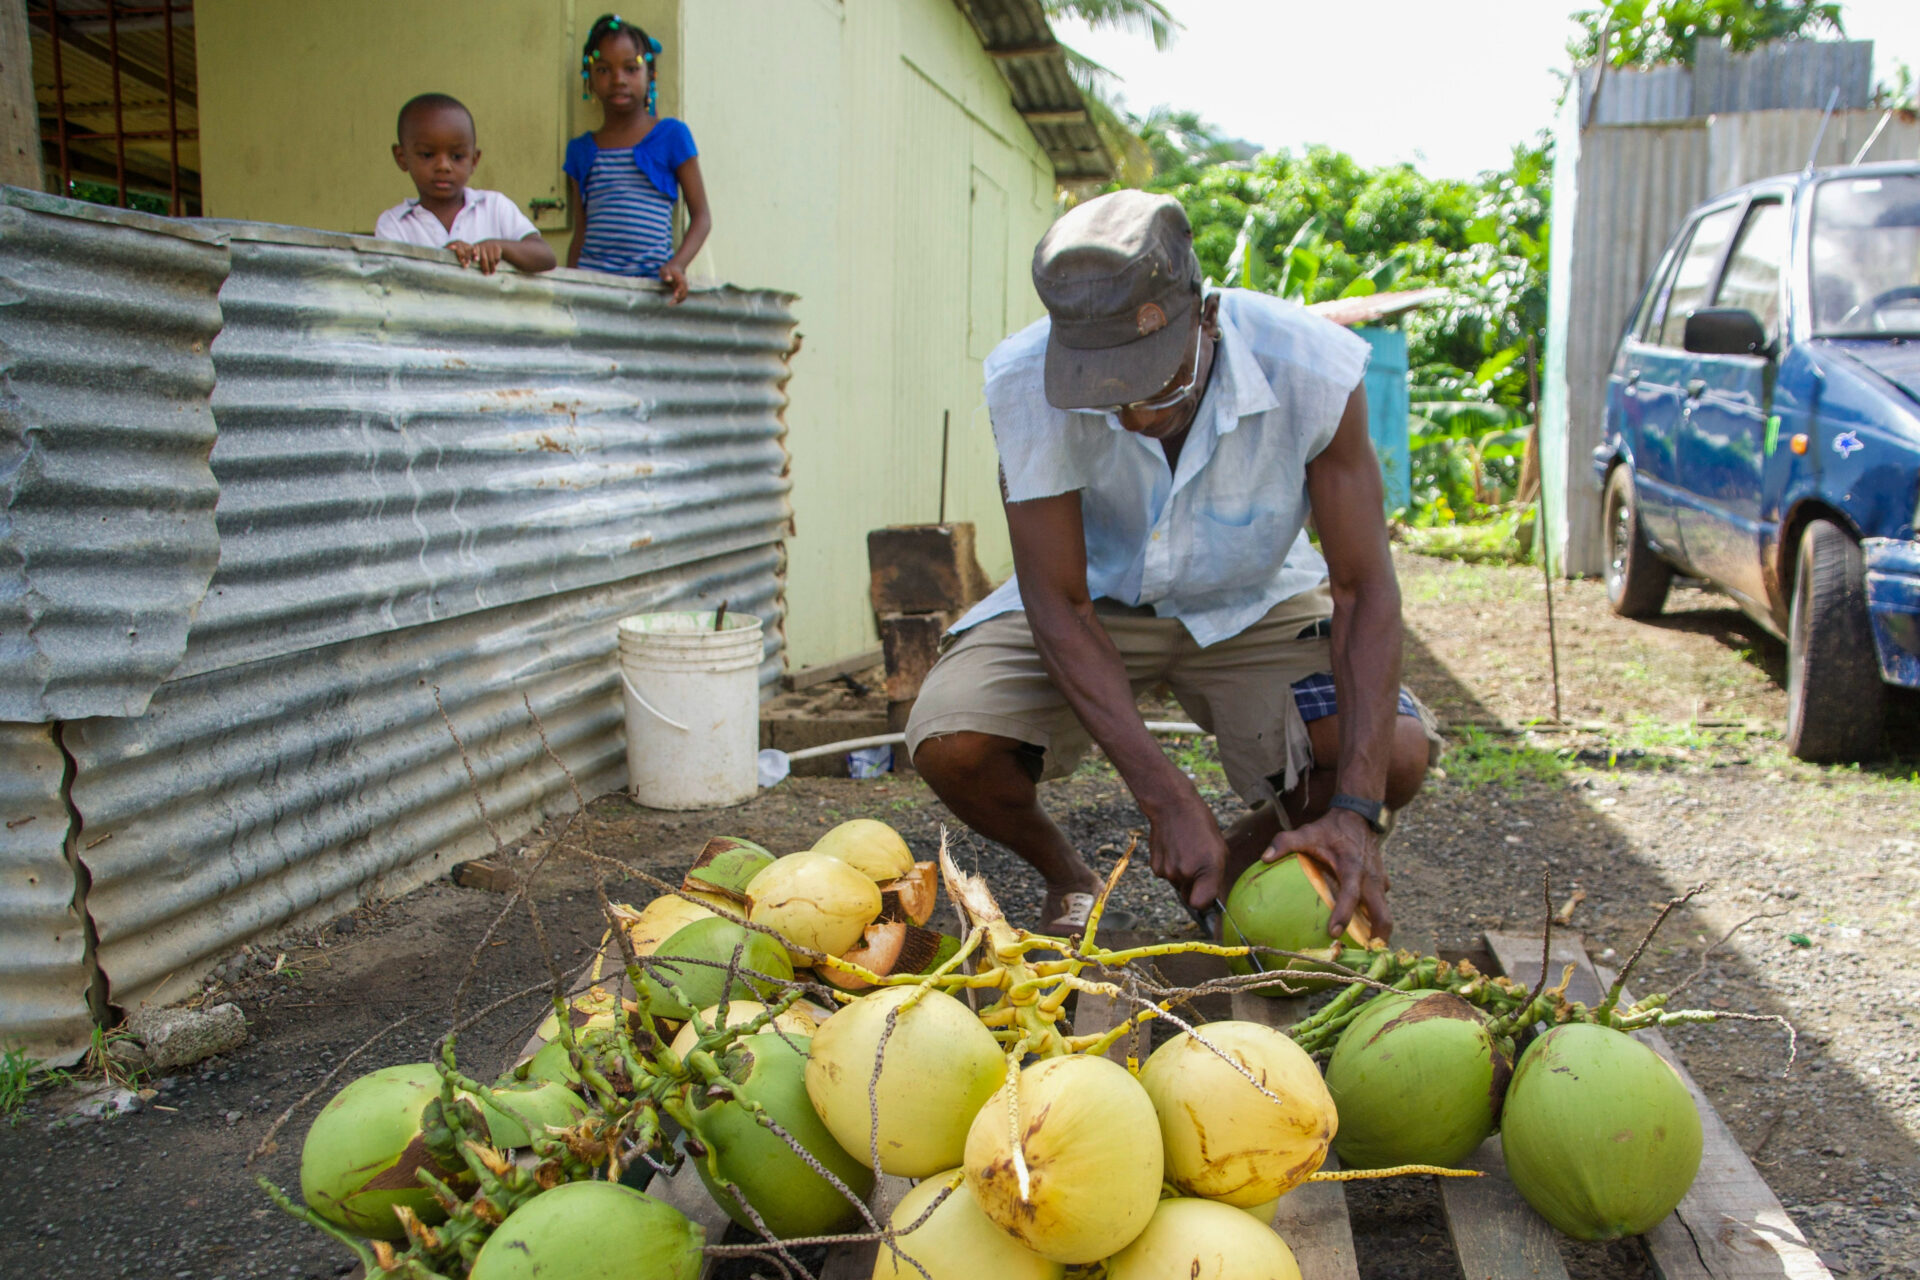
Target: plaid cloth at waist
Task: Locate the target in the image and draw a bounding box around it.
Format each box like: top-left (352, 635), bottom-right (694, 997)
top-left (1291, 672), bottom-right (1422, 723)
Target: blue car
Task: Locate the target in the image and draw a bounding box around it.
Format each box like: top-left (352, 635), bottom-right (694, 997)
top-left (1595, 162), bottom-right (1920, 762)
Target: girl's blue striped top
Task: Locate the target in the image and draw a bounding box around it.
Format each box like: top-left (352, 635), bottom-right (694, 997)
top-left (563, 120), bottom-right (697, 279)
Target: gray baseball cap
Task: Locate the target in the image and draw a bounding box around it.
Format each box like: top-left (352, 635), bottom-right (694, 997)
top-left (1033, 190), bottom-right (1203, 410)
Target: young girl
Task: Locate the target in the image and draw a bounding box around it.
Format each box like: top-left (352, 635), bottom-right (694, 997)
top-left (563, 14), bottom-right (712, 303)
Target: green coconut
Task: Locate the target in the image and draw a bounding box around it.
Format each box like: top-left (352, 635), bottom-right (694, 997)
top-left (470, 1181), bottom-right (705, 1280)
top-left (476, 1078), bottom-right (589, 1148)
top-left (300, 1063), bottom-right (463, 1240)
top-left (685, 836), bottom-right (776, 899)
top-left (689, 1032), bottom-right (874, 1238)
top-left (1501, 1023), bottom-right (1703, 1240)
top-left (1223, 854), bottom-right (1373, 994)
top-left (638, 917), bottom-right (794, 1021)
top-left (1324, 991), bottom-right (1512, 1170)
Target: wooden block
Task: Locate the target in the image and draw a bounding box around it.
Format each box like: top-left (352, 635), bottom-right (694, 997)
top-left (867, 523), bottom-right (991, 616)
top-left (760, 708), bottom-right (891, 777)
top-left (449, 858), bottom-right (516, 893)
top-left (784, 646), bottom-right (884, 692)
top-left (878, 611), bottom-right (948, 702)
top-left (1484, 933), bottom-right (1832, 1280)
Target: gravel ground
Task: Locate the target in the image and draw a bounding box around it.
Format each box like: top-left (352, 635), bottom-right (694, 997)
top-left (2, 549), bottom-right (1915, 1279)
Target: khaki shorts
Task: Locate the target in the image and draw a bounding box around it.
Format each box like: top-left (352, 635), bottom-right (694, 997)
top-left (904, 583), bottom-right (1442, 811)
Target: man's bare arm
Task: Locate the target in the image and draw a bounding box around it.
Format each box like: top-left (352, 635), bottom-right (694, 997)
top-left (1005, 493), bottom-right (1228, 906)
top-left (1273, 384), bottom-right (1402, 937)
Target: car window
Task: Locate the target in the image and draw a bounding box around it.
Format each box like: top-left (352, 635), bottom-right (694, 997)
top-left (1632, 240), bottom-right (1682, 342)
top-left (1713, 199), bottom-right (1790, 344)
top-left (1657, 204), bottom-right (1741, 348)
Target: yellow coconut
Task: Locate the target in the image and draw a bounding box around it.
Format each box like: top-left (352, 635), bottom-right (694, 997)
top-left (873, 1170), bottom-right (1064, 1280)
top-left (623, 895), bottom-right (720, 956)
top-left (963, 1054), bottom-right (1164, 1265)
top-left (667, 1001), bottom-right (818, 1059)
top-left (805, 986), bottom-right (1004, 1177)
top-left (812, 819), bottom-right (916, 882)
top-left (746, 851), bottom-right (883, 959)
top-left (1105, 1197), bottom-right (1303, 1280)
top-left (1137, 1021), bottom-right (1336, 1206)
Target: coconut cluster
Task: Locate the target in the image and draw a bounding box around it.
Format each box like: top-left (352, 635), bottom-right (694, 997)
top-left (279, 819), bottom-right (1713, 1278)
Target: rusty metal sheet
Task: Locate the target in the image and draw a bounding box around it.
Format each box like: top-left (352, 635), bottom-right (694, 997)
top-left (66, 546), bottom-right (785, 1010)
top-left (0, 721), bottom-right (92, 1063)
top-left (0, 188), bottom-right (227, 722)
top-left (952, 0), bottom-right (1114, 183)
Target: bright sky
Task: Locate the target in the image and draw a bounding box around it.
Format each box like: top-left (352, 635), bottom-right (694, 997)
top-left (1052, 0), bottom-right (1920, 180)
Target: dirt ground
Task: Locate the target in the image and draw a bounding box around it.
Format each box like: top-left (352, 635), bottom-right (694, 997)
top-left (3, 549), bottom-right (1916, 1280)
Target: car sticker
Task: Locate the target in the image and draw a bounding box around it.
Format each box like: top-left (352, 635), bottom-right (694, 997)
top-left (1833, 430), bottom-right (1864, 459)
top-left (1764, 414), bottom-right (1781, 457)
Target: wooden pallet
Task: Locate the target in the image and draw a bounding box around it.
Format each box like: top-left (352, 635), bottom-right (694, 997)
top-left (554, 928), bottom-right (1829, 1280)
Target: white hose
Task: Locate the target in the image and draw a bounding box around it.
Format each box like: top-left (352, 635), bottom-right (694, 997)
top-left (768, 720), bottom-right (1208, 771)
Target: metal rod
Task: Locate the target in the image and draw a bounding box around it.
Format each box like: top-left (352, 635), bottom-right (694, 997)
top-left (46, 1), bottom-right (72, 195)
top-left (1529, 335), bottom-right (1562, 723)
top-left (1803, 86), bottom-right (1840, 175)
top-left (162, 0), bottom-right (178, 215)
top-left (937, 410), bottom-right (951, 524)
top-left (107, 0), bottom-right (126, 205)
top-left (1850, 109), bottom-right (1892, 166)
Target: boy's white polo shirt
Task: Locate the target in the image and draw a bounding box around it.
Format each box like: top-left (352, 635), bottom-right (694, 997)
top-left (373, 188), bottom-right (538, 248)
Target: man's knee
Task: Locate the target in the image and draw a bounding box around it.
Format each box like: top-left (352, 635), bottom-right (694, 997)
top-left (1385, 717), bottom-right (1432, 810)
top-left (912, 731), bottom-right (1016, 789)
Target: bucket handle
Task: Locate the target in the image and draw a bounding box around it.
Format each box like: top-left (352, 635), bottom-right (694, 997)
top-left (618, 670), bottom-right (691, 733)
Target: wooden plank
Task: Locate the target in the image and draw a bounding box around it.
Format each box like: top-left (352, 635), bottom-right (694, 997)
top-left (816, 1173), bottom-right (915, 1280)
top-left (1485, 933), bottom-right (1831, 1280)
top-left (649, 1162), bottom-right (737, 1279)
top-left (782, 647), bottom-right (883, 692)
top-left (1229, 988), bottom-right (1362, 1280)
top-left (1443, 1135), bottom-right (1574, 1280)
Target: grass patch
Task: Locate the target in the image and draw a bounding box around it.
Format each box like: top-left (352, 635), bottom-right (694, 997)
top-left (1438, 727), bottom-right (1568, 791)
top-left (1, 1047), bottom-right (38, 1122)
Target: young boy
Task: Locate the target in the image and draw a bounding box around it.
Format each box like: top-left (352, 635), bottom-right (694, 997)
top-left (375, 93), bottom-right (557, 275)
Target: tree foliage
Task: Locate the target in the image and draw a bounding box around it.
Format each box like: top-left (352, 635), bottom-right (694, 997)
top-left (1040, 0), bottom-right (1181, 52)
top-left (1568, 0), bottom-right (1843, 68)
top-left (1145, 137), bottom-right (1552, 523)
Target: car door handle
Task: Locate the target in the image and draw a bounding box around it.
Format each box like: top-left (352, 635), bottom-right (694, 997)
top-left (1685, 379), bottom-right (1707, 399)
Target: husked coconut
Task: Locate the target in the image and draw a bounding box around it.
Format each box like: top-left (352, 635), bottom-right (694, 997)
top-left (820, 921), bottom-right (947, 992)
top-left (876, 861), bottom-right (939, 926)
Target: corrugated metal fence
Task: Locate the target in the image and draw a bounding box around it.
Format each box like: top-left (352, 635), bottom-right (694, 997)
top-left (1542, 39), bottom-right (1919, 574)
top-left (0, 190), bottom-right (797, 1060)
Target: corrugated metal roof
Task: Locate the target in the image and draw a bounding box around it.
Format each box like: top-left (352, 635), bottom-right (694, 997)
top-left (952, 0), bottom-right (1115, 184)
top-left (67, 547), bottom-right (786, 1013)
top-left (0, 722), bottom-right (92, 1062)
top-left (0, 188), bottom-right (227, 722)
top-left (180, 224), bottom-right (797, 680)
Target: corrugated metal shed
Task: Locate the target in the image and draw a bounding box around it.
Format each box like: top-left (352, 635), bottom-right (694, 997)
top-left (0, 204), bottom-right (799, 1057)
top-left (951, 0), bottom-right (1114, 184)
top-left (0, 188), bottom-right (226, 722)
top-left (181, 223), bottom-right (796, 679)
top-left (1695, 37), bottom-right (1873, 114)
top-left (1542, 39), bottom-right (1887, 575)
top-left (0, 722), bottom-right (92, 1062)
top-left (67, 547), bottom-right (784, 1013)
top-left (1576, 39), bottom-right (1873, 127)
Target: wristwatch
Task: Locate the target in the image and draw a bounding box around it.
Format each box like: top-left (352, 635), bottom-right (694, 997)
top-left (1329, 792), bottom-right (1387, 834)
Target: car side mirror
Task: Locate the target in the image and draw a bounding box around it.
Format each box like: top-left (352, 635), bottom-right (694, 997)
top-left (1683, 307), bottom-right (1771, 358)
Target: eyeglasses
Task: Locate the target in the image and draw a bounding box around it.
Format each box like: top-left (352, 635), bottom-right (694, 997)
top-left (1092, 310), bottom-right (1207, 415)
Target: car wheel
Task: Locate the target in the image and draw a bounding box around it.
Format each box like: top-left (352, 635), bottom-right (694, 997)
top-left (1785, 519), bottom-right (1886, 763)
top-left (1602, 466), bottom-right (1671, 618)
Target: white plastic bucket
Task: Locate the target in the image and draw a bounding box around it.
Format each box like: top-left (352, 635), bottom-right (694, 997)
top-left (616, 611), bottom-right (764, 810)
